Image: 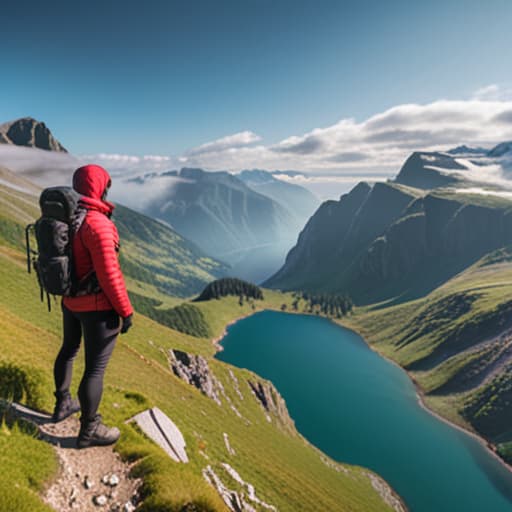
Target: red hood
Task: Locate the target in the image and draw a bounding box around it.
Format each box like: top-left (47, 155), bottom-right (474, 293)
top-left (72, 164), bottom-right (115, 214)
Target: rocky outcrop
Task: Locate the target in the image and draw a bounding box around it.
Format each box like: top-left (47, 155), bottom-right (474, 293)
top-left (0, 117), bottom-right (67, 152)
top-left (168, 350), bottom-right (249, 421)
top-left (203, 463), bottom-right (277, 512)
top-left (168, 349), bottom-right (223, 405)
top-left (248, 380), bottom-right (294, 432)
top-left (394, 151), bottom-right (464, 189)
top-left (364, 472), bottom-right (407, 512)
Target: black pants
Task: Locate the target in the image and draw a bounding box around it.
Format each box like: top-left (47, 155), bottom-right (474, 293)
top-left (54, 303), bottom-right (120, 422)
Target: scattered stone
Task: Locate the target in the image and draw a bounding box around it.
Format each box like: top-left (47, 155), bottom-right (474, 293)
top-left (320, 455), bottom-right (348, 474)
top-left (108, 474), bottom-right (120, 487)
top-left (221, 463), bottom-right (276, 511)
top-left (123, 501), bottom-right (136, 512)
top-left (6, 403), bottom-right (145, 512)
top-left (130, 407), bottom-right (189, 463)
top-left (203, 463), bottom-right (277, 512)
top-left (93, 494), bottom-right (108, 506)
top-left (69, 486), bottom-right (78, 507)
top-left (228, 369), bottom-right (244, 400)
top-left (230, 404), bottom-right (243, 419)
top-left (365, 472), bottom-right (407, 512)
top-left (223, 432), bottom-right (236, 456)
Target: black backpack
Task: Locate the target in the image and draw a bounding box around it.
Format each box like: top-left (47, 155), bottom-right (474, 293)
top-left (25, 187), bottom-right (98, 311)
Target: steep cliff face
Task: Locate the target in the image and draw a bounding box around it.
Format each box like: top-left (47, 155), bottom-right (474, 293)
top-left (271, 181), bottom-right (372, 289)
top-left (265, 181), bottom-right (423, 299)
top-left (394, 152), bottom-right (464, 189)
top-left (135, 168), bottom-right (297, 275)
top-left (0, 117), bottom-right (67, 152)
top-left (266, 181), bottom-right (512, 304)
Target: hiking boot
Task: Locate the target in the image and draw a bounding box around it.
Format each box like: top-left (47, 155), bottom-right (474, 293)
top-left (77, 414), bottom-right (120, 449)
top-left (52, 391), bottom-right (80, 423)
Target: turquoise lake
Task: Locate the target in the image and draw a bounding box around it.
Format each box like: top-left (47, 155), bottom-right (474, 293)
top-left (216, 310), bottom-right (512, 512)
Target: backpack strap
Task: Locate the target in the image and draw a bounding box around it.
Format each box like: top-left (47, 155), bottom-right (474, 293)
top-left (71, 207), bottom-right (101, 297)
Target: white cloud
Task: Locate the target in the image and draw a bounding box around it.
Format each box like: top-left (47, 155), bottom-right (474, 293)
top-left (6, 86), bottom-right (512, 201)
top-left (185, 130), bottom-right (262, 157)
top-left (0, 145), bottom-right (80, 186)
top-left (70, 88), bottom-right (512, 182)
top-left (472, 84), bottom-right (512, 102)
top-left (172, 95), bottom-right (512, 176)
top-left (79, 152), bottom-right (179, 178)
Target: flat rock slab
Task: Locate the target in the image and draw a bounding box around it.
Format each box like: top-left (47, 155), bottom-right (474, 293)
top-left (130, 407), bottom-right (188, 463)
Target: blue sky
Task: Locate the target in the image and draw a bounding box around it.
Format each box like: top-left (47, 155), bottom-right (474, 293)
top-left (3, 0), bottom-right (512, 159)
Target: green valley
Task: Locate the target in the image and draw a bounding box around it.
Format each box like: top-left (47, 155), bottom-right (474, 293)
top-left (0, 168), bottom-right (401, 511)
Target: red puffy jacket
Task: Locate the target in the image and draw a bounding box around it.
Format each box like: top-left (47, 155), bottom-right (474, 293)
top-left (63, 165), bottom-right (133, 318)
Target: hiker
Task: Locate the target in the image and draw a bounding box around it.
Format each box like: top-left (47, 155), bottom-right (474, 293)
top-left (52, 164), bottom-right (133, 448)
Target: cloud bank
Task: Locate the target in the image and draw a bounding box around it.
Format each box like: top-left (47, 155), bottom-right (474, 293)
top-left (3, 85), bottom-right (512, 201)
top-left (81, 85), bottom-right (512, 184)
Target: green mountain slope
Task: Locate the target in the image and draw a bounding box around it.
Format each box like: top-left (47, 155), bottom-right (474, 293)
top-left (0, 170), bottom-right (401, 511)
top-left (237, 169), bottom-right (319, 222)
top-left (126, 167), bottom-right (303, 284)
top-left (0, 166), bottom-right (227, 300)
top-left (342, 253), bottom-right (512, 465)
top-left (266, 180), bottom-right (512, 304)
top-left (133, 168), bottom-right (296, 260)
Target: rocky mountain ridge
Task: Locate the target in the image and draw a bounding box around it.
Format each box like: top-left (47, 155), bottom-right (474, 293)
top-left (266, 142), bottom-right (512, 304)
top-left (0, 117), bottom-right (67, 152)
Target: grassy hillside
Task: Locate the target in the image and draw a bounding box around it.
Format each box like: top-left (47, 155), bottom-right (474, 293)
top-left (341, 252), bottom-right (512, 464)
top-left (0, 171), bottom-right (400, 510)
top-left (0, 167), bottom-right (227, 302)
top-left (115, 203), bottom-right (228, 298)
top-left (266, 176), bottom-right (512, 306)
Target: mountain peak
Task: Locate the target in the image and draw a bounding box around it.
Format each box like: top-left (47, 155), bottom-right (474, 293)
top-left (0, 117), bottom-right (67, 152)
top-left (446, 144), bottom-right (487, 156)
top-left (487, 141), bottom-right (512, 158)
top-left (238, 169), bottom-right (275, 184)
top-left (394, 151), bottom-right (464, 190)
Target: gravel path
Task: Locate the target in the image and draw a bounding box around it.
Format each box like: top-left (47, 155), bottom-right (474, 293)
top-left (12, 403), bottom-right (142, 511)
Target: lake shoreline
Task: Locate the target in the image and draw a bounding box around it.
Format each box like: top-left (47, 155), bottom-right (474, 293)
top-left (212, 307), bottom-right (512, 477)
top-left (212, 308), bottom-right (410, 512)
top-left (211, 311), bottom-right (256, 352)
top-left (331, 316), bottom-right (512, 477)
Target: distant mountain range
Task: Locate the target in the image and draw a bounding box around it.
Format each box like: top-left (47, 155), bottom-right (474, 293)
top-left (123, 167), bottom-right (319, 283)
top-left (0, 117), bottom-right (320, 284)
top-left (266, 141), bottom-right (512, 303)
top-left (0, 164), bottom-right (227, 298)
top-left (237, 169), bottom-right (318, 221)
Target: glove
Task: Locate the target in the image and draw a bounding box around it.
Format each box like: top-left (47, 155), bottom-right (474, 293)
top-left (120, 314), bottom-right (133, 334)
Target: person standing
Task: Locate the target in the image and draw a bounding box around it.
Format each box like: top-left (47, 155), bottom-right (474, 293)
top-left (52, 164), bottom-right (133, 448)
